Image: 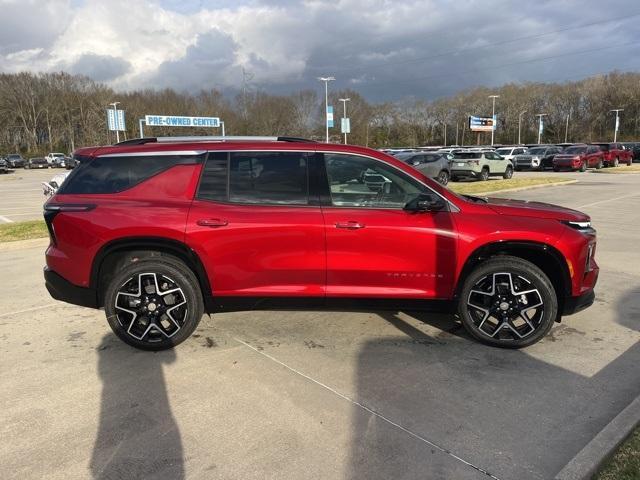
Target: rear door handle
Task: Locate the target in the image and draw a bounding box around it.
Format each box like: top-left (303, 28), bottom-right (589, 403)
top-left (335, 221), bottom-right (365, 230)
top-left (197, 218), bottom-right (228, 228)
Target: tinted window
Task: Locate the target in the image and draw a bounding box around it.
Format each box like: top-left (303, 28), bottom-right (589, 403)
top-left (453, 152), bottom-right (481, 159)
top-left (59, 154), bottom-right (203, 194)
top-left (565, 146), bottom-right (587, 154)
top-left (229, 151), bottom-right (308, 205)
top-left (324, 154), bottom-right (424, 208)
top-left (197, 152), bottom-right (228, 201)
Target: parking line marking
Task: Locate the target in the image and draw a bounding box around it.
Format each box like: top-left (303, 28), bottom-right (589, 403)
top-left (577, 193), bottom-right (640, 209)
top-left (234, 338), bottom-right (501, 480)
top-left (0, 215), bottom-right (14, 223)
top-left (0, 303), bottom-right (60, 318)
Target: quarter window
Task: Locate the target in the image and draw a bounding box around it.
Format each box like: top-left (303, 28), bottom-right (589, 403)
top-left (324, 154), bottom-right (424, 208)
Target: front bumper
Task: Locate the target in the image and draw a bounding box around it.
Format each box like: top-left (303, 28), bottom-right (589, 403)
top-left (44, 267), bottom-right (98, 309)
top-left (562, 289), bottom-right (596, 316)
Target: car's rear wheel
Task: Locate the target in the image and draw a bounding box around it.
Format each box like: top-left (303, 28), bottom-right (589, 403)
top-left (479, 168), bottom-right (490, 181)
top-left (503, 166), bottom-right (513, 179)
top-left (436, 170), bottom-right (449, 185)
top-left (104, 255), bottom-right (204, 351)
top-left (457, 256), bottom-right (557, 348)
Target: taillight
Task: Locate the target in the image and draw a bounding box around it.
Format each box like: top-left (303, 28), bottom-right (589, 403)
top-left (43, 204), bottom-right (95, 245)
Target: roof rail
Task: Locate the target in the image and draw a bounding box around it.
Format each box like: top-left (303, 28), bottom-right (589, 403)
top-left (113, 136), bottom-right (316, 146)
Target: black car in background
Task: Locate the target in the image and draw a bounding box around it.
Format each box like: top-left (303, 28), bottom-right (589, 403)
top-left (620, 142), bottom-right (640, 162)
top-left (5, 154), bottom-right (26, 168)
top-left (513, 145), bottom-right (563, 170)
top-left (25, 157), bottom-right (49, 169)
top-left (0, 157), bottom-right (8, 173)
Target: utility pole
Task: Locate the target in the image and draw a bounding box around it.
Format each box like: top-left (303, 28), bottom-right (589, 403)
top-left (518, 110), bottom-right (527, 144)
top-left (611, 109), bottom-right (623, 142)
top-left (489, 95), bottom-right (499, 145)
top-left (109, 102), bottom-right (120, 143)
top-left (339, 97), bottom-right (350, 144)
top-left (317, 77), bottom-right (335, 142)
top-left (536, 113), bottom-right (547, 145)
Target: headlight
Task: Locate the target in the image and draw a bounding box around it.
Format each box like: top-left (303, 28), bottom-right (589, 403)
top-left (562, 220), bottom-right (595, 234)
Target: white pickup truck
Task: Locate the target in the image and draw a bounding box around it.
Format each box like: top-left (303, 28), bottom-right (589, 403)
top-left (45, 152), bottom-right (66, 167)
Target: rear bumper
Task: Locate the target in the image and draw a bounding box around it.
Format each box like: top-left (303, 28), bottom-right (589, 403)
top-left (451, 169), bottom-right (480, 178)
top-left (44, 267), bottom-right (98, 309)
top-left (562, 289), bottom-right (595, 315)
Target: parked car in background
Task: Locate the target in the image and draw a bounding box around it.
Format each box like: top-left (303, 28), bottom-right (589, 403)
top-left (553, 144), bottom-right (604, 171)
top-left (396, 152), bottom-right (451, 185)
top-left (514, 145), bottom-right (564, 171)
top-left (450, 150), bottom-right (513, 181)
top-left (25, 157), bottom-right (50, 169)
top-left (0, 157), bottom-right (8, 173)
top-left (5, 154), bottom-right (26, 168)
top-left (45, 153), bottom-right (66, 166)
top-left (495, 146), bottom-right (528, 163)
top-left (620, 142), bottom-right (640, 162)
top-left (590, 143), bottom-right (632, 167)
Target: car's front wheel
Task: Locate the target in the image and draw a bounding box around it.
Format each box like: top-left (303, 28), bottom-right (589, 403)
top-left (104, 255), bottom-right (204, 350)
top-left (503, 166), bottom-right (513, 179)
top-left (457, 256), bottom-right (557, 348)
top-left (479, 168), bottom-right (490, 181)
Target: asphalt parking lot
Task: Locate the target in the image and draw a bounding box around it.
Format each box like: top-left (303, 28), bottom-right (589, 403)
top-left (0, 168), bottom-right (57, 223)
top-left (0, 170), bottom-right (639, 479)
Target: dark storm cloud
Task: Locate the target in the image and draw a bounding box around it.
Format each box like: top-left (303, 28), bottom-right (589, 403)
top-left (68, 53), bottom-right (132, 81)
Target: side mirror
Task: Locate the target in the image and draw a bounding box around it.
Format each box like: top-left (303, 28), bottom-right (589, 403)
top-left (404, 193), bottom-right (446, 213)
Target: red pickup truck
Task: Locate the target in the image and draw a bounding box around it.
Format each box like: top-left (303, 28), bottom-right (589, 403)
top-left (590, 143), bottom-right (633, 167)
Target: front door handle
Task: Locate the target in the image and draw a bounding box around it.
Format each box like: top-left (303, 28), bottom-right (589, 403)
top-left (335, 221), bottom-right (365, 230)
top-left (197, 218), bottom-right (228, 228)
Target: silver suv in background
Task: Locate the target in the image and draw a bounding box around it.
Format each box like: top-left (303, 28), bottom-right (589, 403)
top-left (514, 146), bottom-right (563, 170)
top-left (396, 151), bottom-right (451, 185)
top-left (495, 146), bottom-right (528, 162)
top-left (450, 151), bottom-right (514, 181)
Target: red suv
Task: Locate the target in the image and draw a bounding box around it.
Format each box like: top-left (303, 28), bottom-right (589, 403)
top-left (590, 142), bottom-right (633, 167)
top-left (553, 144), bottom-right (604, 171)
top-left (44, 137), bottom-right (598, 350)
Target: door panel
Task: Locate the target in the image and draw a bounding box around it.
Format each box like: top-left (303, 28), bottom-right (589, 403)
top-left (320, 153), bottom-right (457, 299)
top-left (186, 150), bottom-right (326, 297)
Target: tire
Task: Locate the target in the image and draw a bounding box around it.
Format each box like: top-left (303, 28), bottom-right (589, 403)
top-left (103, 255), bottom-right (204, 351)
top-left (596, 159), bottom-right (603, 169)
top-left (457, 256), bottom-right (558, 348)
top-left (579, 161), bottom-right (587, 172)
top-left (479, 168), bottom-right (490, 181)
top-left (613, 157), bottom-right (619, 167)
top-left (436, 170), bottom-right (449, 185)
top-left (450, 175), bottom-right (459, 182)
top-left (553, 167), bottom-right (559, 172)
top-left (503, 166), bottom-right (513, 179)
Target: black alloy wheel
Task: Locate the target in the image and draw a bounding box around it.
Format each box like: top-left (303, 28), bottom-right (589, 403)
top-left (458, 256), bottom-right (557, 348)
top-left (104, 256), bottom-right (203, 350)
top-left (437, 170), bottom-right (449, 185)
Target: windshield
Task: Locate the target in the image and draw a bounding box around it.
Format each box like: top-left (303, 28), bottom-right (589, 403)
top-left (528, 148), bottom-right (546, 154)
top-left (565, 146), bottom-right (586, 154)
top-left (8, 154), bottom-right (20, 159)
top-left (495, 148), bottom-right (512, 155)
top-left (592, 144), bottom-right (610, 151)
top-left (453, 152), bottom-right (480, 159)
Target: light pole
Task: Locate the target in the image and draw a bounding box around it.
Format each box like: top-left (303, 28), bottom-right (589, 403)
top-left (109, 102), bottom-right (120, 143)
top-left (138, 118), bottom-right (145, 138)
top-left (317, 76), bottom-right (335, 142)
top-left (518, 110), bottom-right (527, 144)
top-left (339, 97), bottom-right (350, 144)
top-left (489, 95), bottom-right (499, 145)
top-left (536, 113), bottom-right (547, 144)
top-left (564, 112), bottom-right (570, 143)
top-left (611, 109), bottom-right (623, 142)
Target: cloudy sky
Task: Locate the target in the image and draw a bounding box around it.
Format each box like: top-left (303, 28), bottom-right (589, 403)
top-left (1, 0), bottom-right (639, 100)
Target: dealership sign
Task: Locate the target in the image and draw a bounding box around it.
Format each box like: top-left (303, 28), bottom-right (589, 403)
top-left (469, 115), bottom-right (496, 132)
top-left (145, 115), bottom-right (220, 128)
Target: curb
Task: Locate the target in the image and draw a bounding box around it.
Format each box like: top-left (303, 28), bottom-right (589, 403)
top-left (0, 237), bottom-right (49, 252)
top-left (554, 394), bottom-right (640, 480)
top-left (456, 179), bottom-right (578, 197)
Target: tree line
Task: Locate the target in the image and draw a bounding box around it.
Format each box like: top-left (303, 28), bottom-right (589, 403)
top-left (0, 70), bottom-right (639, 155)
